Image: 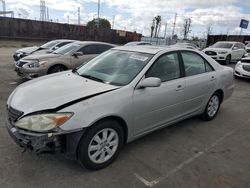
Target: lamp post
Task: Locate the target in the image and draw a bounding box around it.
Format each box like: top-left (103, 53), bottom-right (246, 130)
top-left (97, 0), bottom-right (100, 28)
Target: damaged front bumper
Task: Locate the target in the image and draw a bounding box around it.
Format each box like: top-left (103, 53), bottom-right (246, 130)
top-left (5, 117), bottom-right (85, 160)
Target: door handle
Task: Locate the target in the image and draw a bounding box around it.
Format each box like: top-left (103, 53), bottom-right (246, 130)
top-left (210, 76), bottom-right (216, 81)
top-left (176, 85), bottom-right (183, 91)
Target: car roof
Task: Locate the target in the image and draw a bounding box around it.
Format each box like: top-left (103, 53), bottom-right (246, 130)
top-left (216, 41), bottom-right (238, 44)
top-left (73, 41), bottom-right (116, 46)
top-left (113, 45), bottom-right (173, 54)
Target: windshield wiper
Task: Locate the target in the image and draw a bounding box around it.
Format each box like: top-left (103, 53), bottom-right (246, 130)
top-left (72, 68), bottom-right (79, 75)
top-left (81, 74), bottom-right (105, 83)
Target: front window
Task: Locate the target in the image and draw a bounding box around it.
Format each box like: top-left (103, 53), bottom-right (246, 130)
top-left (41, 41), bottom-right (59, 49)
top-left (53, 43), bottom-right (81, 55)
top-left (212, 42), bottom-right (233, 49)
top-left (76, 50), bottom-right (153, 86)
top-left (146, 52), bottom-right (180, 82)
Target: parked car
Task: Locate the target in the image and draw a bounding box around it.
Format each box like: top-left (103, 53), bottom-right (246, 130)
top-left (203, 41), bottom-right (246, 64)
top-left (124, 41), bottom-right (152, 46)
top-left (246, 42), bottom-right (250, 54)
top-left (234, 57), bottom-right (250, 78)
top-left (13, 39), bottom-right (76, 61)
top-left (6, 46), bottom-right (234, 170)
top-left (15, 41), bottom-right (116, 79)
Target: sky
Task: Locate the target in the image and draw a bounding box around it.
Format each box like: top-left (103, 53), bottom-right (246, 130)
top-left (2, 0), bottom-right (250, 38)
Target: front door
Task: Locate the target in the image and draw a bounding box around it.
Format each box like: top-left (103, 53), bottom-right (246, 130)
top-left (132, 52), bottom-right (185, 135)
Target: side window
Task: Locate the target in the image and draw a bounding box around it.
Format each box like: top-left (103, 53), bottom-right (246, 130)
top-left (97, 45), bottom-right (113, 53)
top-left (181, 51), bottom-right (207, 77)
top-left (57, 42), bottom-right (71, 48)
top-left (78, 45), bottom-right (98, 54)
top-left (146, 52), bottom-right (180, 82)
top-left (205, 62), bottom-right (213, 72)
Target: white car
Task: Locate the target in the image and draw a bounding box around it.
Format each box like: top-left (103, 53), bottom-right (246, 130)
top-left (246, 42), bottom-right (250, 54)
top-left (234, 57), bottom-right (250, 78)
top-left (203, 41), bottom-right (246, 65)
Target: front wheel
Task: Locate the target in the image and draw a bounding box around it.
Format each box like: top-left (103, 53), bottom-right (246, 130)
top-left (201, 93), bottom-right (221, 121)
top-left (77, 119), bottom-right (124, 170)
top-left (225, 55), bottom-right (231, 65)
top-left (48, 65), bottom-right (67, 74)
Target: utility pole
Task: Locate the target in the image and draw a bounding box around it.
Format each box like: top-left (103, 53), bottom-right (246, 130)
top-left (67, 15), bottom-right (69, 24)
top-left (112, 15), bottom-right (115, 29)
top-left (171, 13), bottom-right (177, 39)
top-left (97, 0), bottom-right (100, 28)
top-left (46, 7), bottom-right (49, 21)
top-left (78, 7), bottom-right (80, 25)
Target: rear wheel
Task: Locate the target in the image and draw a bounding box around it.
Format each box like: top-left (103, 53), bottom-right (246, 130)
top-left (201, 92), bottom-right (221, 121)
top-left (48, 65), bottom-right (67, 74)
top-left (77, 119), bottom-right (124, 170)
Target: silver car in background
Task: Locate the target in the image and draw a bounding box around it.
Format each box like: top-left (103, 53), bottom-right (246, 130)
top-left (13, 39), bottom-right (76, 61)
top-left (15, 41), bottom-right (116, 79)
top-left (6, 46), bottom-right (234, 170)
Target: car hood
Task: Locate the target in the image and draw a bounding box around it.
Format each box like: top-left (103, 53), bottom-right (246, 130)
top-left (241, 57), bottom-right (250, 63)
top-left (204, 48), bottom-right (230, 52)
top-left (8, 71), bottom-right (119, 115)
top-left (21, 53), bottom-right (61, 61)
top-left (16, 46), bottom-right (39, 54)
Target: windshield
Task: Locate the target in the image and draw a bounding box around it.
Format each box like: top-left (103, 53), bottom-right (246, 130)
top-left (41, 41), bottom-right (59, 49)
top-left (212, 42), bottom-right (233, 49)
top-left (246, 43), bottom-right (250, 47)
top-left (76, 50), bottom-right (153, 86)
top-left (53, 43), bottom-right (81, 55)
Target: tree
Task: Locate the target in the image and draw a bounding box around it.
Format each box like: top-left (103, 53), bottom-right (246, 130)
top-left (154, 15), bottom-right (162, 38)
top-left (87, 18), bottom-right (111, 29)
top-left (183, 18), bottom-right (192, 39)
top-left (150, 19), bottom-right (155, 38)
top-left (206, 24), bottom-right (212, 36)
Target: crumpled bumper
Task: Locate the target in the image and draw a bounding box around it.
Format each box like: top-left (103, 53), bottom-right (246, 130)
top-left (5, 116), bottom-right (85, 159)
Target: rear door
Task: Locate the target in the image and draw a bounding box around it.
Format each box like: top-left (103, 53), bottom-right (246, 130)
top-left (133, 52), bottom-right (185, 135)
top-left (181, 51), bottom-right (216, 115)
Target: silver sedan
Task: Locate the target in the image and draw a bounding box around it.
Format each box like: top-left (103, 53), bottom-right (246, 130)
top-left (6, 46), bottom-right (234, 170)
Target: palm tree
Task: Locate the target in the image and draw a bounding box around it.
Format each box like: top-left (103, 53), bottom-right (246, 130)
top-left (151, 18), bottom-right (155, 38)
top-left (154, 15), bottom-right (161, 38)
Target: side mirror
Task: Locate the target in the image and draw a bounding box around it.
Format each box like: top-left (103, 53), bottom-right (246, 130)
top-left (137, 77), bottom-right (161, 89)
top-left (73, 51), bottom-right (83, 57)
top-left (53, 46), bottom-right (59, 50)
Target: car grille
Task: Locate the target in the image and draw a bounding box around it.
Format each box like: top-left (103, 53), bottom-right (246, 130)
top-left (243, 65), bottom-right (250, 72)
top-left (16, 60), bottom-right (27, 67)
top-left (7, 106), bottom-right (23, 122)
top-left (205, 51), bottom-right (217, 56)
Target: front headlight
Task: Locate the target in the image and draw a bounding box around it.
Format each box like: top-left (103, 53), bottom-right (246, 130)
top-left (218, 51), bottom-right (228, 54)
top-left (28, 62), bottom-right (40, 68)
top-left (15, 113), bottom-right (73, 132)
top-left (236, 61), bottom-right (242, 68)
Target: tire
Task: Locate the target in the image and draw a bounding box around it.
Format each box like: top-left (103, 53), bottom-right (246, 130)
top-left (77, 119), bottom-right (124, 170)
top-left (201, 92), bottom-right (221, 121)
top-left (225, 55), bottom-right (231, 65)
top-left (48, 65), bottom-right (67, 74)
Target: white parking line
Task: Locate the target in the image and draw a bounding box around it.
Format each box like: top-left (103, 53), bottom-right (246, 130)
top-left (134, 120), bottom-right (250, 187)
